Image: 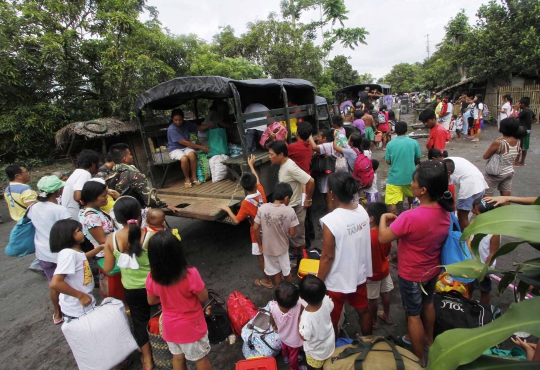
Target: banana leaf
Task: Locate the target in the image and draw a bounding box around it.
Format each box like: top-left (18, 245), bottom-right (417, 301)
top-left (490, 241), bottom-right (527, 263)
top-left (461, 205), bottom-right (540, 242)
top-left (427, 298), bottom-right (540, 370)
top-left (457, 355), bottom-right (538, 369)
top-left (442, 259), bottom-right (493, 281)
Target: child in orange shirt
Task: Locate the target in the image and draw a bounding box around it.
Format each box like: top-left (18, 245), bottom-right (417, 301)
top-left (221, 154), bottom-right (272, 288)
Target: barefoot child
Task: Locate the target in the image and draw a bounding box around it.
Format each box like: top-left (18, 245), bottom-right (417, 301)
top-left (270, 282), bottom-right (306, 370)
top-left (253, 182), bottom-right (299, 286)
top-left (50, 219), bottom-right (103, 318)
top-left (221, 154), bottom-right (272, 289)
top-left (299, 275), bottom-right (335, 369)
top-left (365, 203), bottom-right (393, 329)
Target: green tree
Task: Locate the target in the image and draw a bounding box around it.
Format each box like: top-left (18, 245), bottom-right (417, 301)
top-left (327, 55), bottom-right (359, 88)
top-left (358, 73), bottom-right (375, 84)
top-left (383, 63), bottom-right (423, 93)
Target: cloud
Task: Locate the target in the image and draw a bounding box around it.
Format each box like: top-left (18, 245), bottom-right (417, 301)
top-left (147, 0), bottom-right (487, 78)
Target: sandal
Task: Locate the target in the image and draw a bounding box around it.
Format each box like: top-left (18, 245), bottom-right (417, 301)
top-left (53, 315), bottom-right (64, 325)
top-left (192, 180), bottom-right (201, 186)
top-left (254, 279), bottom-right (274, 289)
top-left (377, 311), bottom-right (394, 325)
top-left (397, 335), bottom-right (430, 351)
top-left (184, 182), bottom-right (192, 188)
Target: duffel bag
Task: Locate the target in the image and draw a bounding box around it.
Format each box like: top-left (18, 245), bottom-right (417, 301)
top-left (433, 291), bottom-right (501, 338)
top-left (204, 289), bottom-right (232, 344)
top-left (323, 336), bottom-right (422, 370)
top-left (228, 290), bottom-right (258, 336)
top-left (241, 304), bottom-right (281, 359)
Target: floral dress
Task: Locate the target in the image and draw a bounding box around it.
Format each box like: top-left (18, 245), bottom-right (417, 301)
top-left (78, 207), bottom-right (115, 257)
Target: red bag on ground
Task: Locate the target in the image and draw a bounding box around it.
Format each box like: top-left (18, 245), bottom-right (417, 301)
top-left (228, 291), bottom-right (258, 336)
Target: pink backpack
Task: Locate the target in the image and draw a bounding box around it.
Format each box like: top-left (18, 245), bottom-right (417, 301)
top-left (352, 148), bottom-right (374, 189)
top-left (259, 122), bottom-right (288, 147)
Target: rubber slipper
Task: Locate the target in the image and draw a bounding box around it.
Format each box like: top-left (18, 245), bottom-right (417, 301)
top-left (397, 335), bottom-right (429, 351)
top-left (377, 311), bottom-right (394, 325)
top-left (53, 315), bottom-right (64, 325)
top-left (192, 180), bottom-right (201, 186)
top-left (254, 279), bottom-right (274, 289)
top-left (184, 182), bottom-right (192, 188)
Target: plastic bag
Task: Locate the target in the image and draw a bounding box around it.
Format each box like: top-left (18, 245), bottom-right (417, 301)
top-left (197, 152), bottom-right (211, 183)
top-left (208, 128), bottom-right (229, 158)
top-left (209, 155), bottom-right (229, 183)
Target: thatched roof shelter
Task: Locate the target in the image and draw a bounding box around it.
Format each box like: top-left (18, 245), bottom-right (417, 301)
top-left (55, 117), bottom-right (138, 146)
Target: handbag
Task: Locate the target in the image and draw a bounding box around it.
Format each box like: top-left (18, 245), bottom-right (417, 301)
top-left (311, 155), bottom-right (336, 176)
top-left (440, 212), bottom-right (473, 283)
top-left (5, 205), bottom-right (36, 257)
top-left (207, 127), bottom-right (229, 158)
top-left (485, 140), bottom-right (507, 176)
top-left (203, 289), bottom-right (232, 344)
top-left (147, 311), bottom-right (173, 370)
top-left (241, 305), bottom-right (281, 359)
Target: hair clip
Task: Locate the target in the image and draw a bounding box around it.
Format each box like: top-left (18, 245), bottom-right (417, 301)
top-left (481, 200), bottom-right (487, 208)
top-left (443, 190), bottom-right (452, 200)
top-left (127, 219), bottom-right (138, 225)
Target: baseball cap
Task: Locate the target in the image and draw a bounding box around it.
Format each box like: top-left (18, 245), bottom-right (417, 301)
top-left (37, 175), bottom-right (65, 193)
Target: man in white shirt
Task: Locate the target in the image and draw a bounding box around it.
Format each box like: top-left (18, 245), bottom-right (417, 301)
top-left (244, 103), bottom-right (271, 151)
top-left (61, 150), bottom-right (100, 219)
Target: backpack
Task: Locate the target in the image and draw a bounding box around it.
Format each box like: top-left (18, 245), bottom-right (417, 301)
top-left (377, 111), bottom-right (387, 124)
top-left (440, 213), bottom-right (474, 283)
top-left (227, 291), bottom-right (258, 336)
top-left (351, 148), bottom-right (374, 189)
top-left (439, 102), bottom-right (448, 116)
top-left (433, 291), bottom-right (500, 338)
top-left (204, 289), bottom-right (232, 344)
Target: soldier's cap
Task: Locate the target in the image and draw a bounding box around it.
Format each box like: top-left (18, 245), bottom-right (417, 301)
top-left (37, 175), bottom-right (65, 193)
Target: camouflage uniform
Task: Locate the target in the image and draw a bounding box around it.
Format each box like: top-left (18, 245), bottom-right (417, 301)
top-left (95, 164), bottom-right (112, 180)
top-left (105, 164), bottom-right (167, 208)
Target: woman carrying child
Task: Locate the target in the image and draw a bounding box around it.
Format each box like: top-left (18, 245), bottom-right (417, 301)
top-left (378, 160), bottom-right (453, 366)
top-left (28, 175), bottom-right (72, 324)
top-left (103, 196), bottom-right (153, 370)
top-left (146, 231), bottom-right (212, 370)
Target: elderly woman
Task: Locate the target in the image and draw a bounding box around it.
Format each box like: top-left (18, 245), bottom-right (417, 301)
top-left (167, 109), bottom-right (214, 188)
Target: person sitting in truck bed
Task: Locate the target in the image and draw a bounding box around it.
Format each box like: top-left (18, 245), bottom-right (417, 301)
top-left (167, 108), bottom-right (214, 188)
top-left (244, 103), bottom-right (271, 151)
top-left (199, 100), bottom-right (234, 146)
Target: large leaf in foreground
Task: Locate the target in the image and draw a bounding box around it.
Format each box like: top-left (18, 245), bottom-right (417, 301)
top-left (461, 205), bottom-right (540, 242)
top-left (443, 259), bottom-right (492, 281)
top-left (457, 355), bottom-right (538, 369)
top-left (427, 298), bottom-right (540, 370)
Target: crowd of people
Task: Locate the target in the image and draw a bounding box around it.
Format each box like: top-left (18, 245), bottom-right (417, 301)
top-left (2, 90), bottom-right (538, 369)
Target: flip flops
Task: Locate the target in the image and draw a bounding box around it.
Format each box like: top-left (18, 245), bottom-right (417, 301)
top-left (53, 315), bottom-right (64, 325)
top-left (254, 279), bottom-right (274, 289)
top-left (397, 335), bottom-right (430, 351)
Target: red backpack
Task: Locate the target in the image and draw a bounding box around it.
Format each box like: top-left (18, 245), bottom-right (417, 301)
top-left (439, 102), bottom-right (448, 116)
top-left (227, 291), bottom-right (258, 336)
top-left (351, 148), bottom-right (374, 189)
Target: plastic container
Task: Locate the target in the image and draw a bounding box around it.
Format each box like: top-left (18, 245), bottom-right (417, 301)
top-left (297, 259), bottom-right (320, 278)
top-left (97, 258), bottom-right (125, 301)
top-left (236, 356), bottom-right (277, 370)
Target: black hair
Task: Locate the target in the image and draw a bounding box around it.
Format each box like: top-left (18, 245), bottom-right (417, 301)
top-left (105, 154), bottom-right (113, 163)
top-left (468, 116), bottom-right (474, 125)
top-left (428, 148), bottom-right (448, 160)
top-left (472, 198), bottom-right (497, 214)
top-left (366, 202), bottom-right (388, 225)
top-left (299, 274), bottom-right (326, 306)
top-left (371, 159), bottom-right (379, 172)
top-left (50, 219), bottom-right (83, 253)
top-left (240, 172), bottom-right (257, 192)
top-left (268, 140), bottom-right (288, 157)
top-left (442, 158), bottom-right (455, 174)
top-left (475, 94), bottom-right (484, 106)
top-left (350, 134), bottom-right (362, 149)
top-left (419, 109), bottom-right (436, 123)
top-left (363, 109), bottom-right (370, 115)
top-left (274, 281), bottom-right (299, 309)
top-left (171, 108), bottom-right (184, 119)
top-left (388, 110), bottom-right (396, 121)
top-left (332, 115), bottom-right (344, 127)
top-left (369, 104), bottom-right (375, 111)
top-left (5, 163), bottom-right (25, 181)
top-left (273, 182), bottom-right (293, 201)
top-left (80, 181), bottom-right (107, 206)
top-left (319, 128), bottom-right (334, 142)
top-left (108, 143), bottom-right (130, 164)
top-left (500, 117), bottom-right (526, 138)
top-left (361, 137), bottom-right (371, 150)
top-left (327, 172), bottom-right (359, 203)
top-left (502, 94), bottom-right (512, 104)
top-left (395, 121), bottom-right (408, 135)
top-left (76, 149), bottom-right (100, 170)
top-left (353, 110), bottom-right (363, 119)
top-left (381, 105), bottom-right (387, 111)
top-left (520, 97), bottom-right (530, 107)
top-left (413, 161), bottom-right (454, 212)
top-left (113, 196), bottom-right (143, 257)
top-left (452, 114), bottom-right (457, 119)
top-left (296, 121), bottom-right (312, 141)
top-left (148, 230), bottom-right (190, 286)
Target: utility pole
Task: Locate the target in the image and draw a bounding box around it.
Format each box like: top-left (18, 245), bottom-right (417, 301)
top-left (425, 34), bottom-right (430, 59)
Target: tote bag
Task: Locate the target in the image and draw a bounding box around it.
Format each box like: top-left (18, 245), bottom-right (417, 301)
top-left (5, 206), bottom-right (35, 257)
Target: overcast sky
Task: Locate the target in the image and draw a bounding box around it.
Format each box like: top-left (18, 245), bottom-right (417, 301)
top-left (146, 0), bottom-right (488, 79)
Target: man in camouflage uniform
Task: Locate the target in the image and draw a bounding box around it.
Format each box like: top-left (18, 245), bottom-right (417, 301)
top-left (106, 143), bottom-right (168, 209)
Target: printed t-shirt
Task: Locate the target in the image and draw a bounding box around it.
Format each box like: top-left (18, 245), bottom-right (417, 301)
top-left (254, 203), bottom-right (299, 256)
top-left (61, 169), bottom-right (92, 219)
top-left (236, 184), bottom-right (267, 244)
top-left (54, 248), bottom-right (95, 318)
top-left (288, 141), bottom-right (312, 173)
top-left (390, 206), bottom-right (450, 281)
top-left (352, 119), bottom-right (366, 134)
top-left (270, 300), bottom-right (303, 348)
top-left (447, 157), bottom-right (488, 199)
top-left (320, 206), bottom-right (372, 293)
top-left (427, 124), bottom-right (450, 151)
top-left (278, 158), bottom-right (311, 207)
top-left (79, 208), bottom-right (115, 257)
top-left (28, 201), bottom-right (72, 263)
top-left (167, 121), bottom-right (198, 151)
top-left (299, 295), bottom-right (335, 361)
top-left (145, 267), bottom-right (207, 344)
top-left (369, 229), bottom-right (391, 281)
top-left (385, 136), bottom-right (421, 186)
top-left (4, 182), bottom-right (37, 221)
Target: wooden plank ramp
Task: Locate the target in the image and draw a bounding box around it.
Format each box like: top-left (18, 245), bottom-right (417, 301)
top-left (159, 179), bottom-right (245, 200)
top-left (159, 194), bottom-right (241, 221)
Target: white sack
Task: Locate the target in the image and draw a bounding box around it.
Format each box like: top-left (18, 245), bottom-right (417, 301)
top-left (209, 154), bottom-right (229, 183)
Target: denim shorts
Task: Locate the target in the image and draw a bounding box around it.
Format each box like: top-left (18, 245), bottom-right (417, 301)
top-left (457, 190), bottom-right (485, 211)
top-left (398, 275), bottom-right (437, 316)
top-left (473, 276), bottom-right (492, 292)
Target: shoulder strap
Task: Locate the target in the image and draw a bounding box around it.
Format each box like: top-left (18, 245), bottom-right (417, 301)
top-left (142, 228), bottom-right (152, 250)
top-left (8, 185), bottom-right (28, 210)
top-left (112, 231), bottom-right (120, 252)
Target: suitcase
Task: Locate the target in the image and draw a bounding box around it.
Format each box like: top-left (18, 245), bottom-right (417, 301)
top-left (236, 356), bottom-right (277, 370)
top-left (297, 258), bottom-right (319, 278)
top-left (97, 258), bottom-right (125, 300)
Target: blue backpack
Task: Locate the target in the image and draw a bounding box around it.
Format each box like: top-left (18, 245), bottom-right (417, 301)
top-left (441, 213), bottom-right (473, 283)
top-left (5, 206), bottom-right (36, 257)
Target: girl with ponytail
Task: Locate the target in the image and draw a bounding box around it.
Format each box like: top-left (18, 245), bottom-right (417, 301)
top-left (378, 160), bottom-right (452, 366)
top-left (316, 171), bottom-right (374, 339)
top-left (103, 196), bottom-right (153, 369)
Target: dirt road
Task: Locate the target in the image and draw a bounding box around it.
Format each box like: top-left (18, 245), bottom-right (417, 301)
top-left (1, 118), bottom-right (538, 369)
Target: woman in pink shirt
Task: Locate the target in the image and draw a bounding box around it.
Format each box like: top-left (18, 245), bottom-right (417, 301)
top-left (378, 160), bottom-right (453, 367)
top-left (146, 231), bottom-right (212, 370)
